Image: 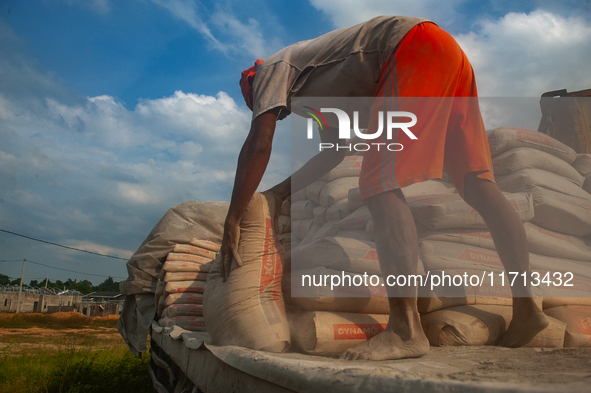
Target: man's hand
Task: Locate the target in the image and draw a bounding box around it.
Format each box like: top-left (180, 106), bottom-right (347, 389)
top-left (220, 219), bottom-right (243, 282)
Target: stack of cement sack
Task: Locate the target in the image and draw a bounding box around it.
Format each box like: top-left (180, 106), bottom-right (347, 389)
top-left (286, 127), bottom-right (591, 355)
top-left (155, 239), bottom-right (220, 331)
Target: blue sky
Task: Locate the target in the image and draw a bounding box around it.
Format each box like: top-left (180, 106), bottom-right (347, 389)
top-left (1, 0), bottom-right (590, 285)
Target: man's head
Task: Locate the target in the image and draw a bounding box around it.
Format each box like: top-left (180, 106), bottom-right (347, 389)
top-left (239, 59), bottom-right (264, 111)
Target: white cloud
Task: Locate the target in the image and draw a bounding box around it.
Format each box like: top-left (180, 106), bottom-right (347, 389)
top-left (65, 240), bottom-right (134, 259)
top-left (455, 10), bottom-right (591, 96)
top-left (309, 0), bottom-right (464, 29)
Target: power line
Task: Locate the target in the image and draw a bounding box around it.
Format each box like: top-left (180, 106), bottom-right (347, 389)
top-left (0, 229), bottom-right (128, 261)
top-left (26, 259), bottom-right (126, 279)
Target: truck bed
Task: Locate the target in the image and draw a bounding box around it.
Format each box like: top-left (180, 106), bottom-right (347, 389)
top-left (151, 322), bottom-right (590, 393)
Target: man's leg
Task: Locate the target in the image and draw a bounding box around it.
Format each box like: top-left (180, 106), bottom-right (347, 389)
top-left (463, 173), bottom-right (549, 347)
top-left (340, 189), bottom-right (429, 361)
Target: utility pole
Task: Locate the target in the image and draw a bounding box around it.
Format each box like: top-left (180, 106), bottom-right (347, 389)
top-left (45, 277), bottom-right (48, 289)
top-left (16, 258), bottom-right (26, 314)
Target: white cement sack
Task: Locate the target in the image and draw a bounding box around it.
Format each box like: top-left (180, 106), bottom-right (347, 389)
top-left (305, 220), bottom-right (341, 245)
top-left (167, 252), bottom-right (213, 264)
top-left (402, 180), bottom-right (457, 197)
top-left (317, 177), bottom-right (360, 207)
top-left (188, 239), bottom-right (221, 253)
top-left (162, 304), bottom-right (203, 318)
top-left (320, 156), bottom-right (363, 182)
top-left (306, 180), bottom-right (327, 205)
top-left (487, 127), bottom-right (577, 164)
top-left (573, 154), bottom-right (591, 176)
top-left (409, 193), bottom-right (534, 230)
top-left (584, 174), bottom-right (591, 195)
top-left (163, 272), bottom-right (208, 282)
top-left (492, 147), bottom-right (584, 185)
top-left (280, 198), bottom-right (291, 216)
top-left (339, 206), bottom-right (371, 231)
top-left (292, 218), bottom-right (315, 240)
top-left (313, 206), bottom-right (327, 226)
top-left (338, 229), bottom-right (374, 242)
top-left (299, 223), bottom-right (321, 246)
top-left (496, 169), bottom-right (591, 201)
top-left (291, 236), bottom-right (382, 276)
top-left (347, 187), bottom-right (364, 211)
top-left (289, 311), bottom-right (389, 357)
top-left (276, 215), bottom-right (291, 234)
top-left (163, 260), bottom-right (212, 273)
top-left (417, 222), bottom-right (591, 262)
top-left (544, 305), bottom-right (591, 347)
top-left (204, 192), bottom-right (290, 352)
top-left (421, 305), bottom-right (565, 347)
top-left (173, 244), bottom-right (217, 260)
top-left (164, 293), bottom-right (203, 307)
top-left (165, 280), bottom-right (205, 294)
top-left (288, 267), bottom-right (389, 314)
top-left (291, 200), bottom-right (318, 220)
top-left (535, 273), bottom-right (591, 303)
top-left (524, 222), bottom-right (591, 262)
top-left (324, 199), bottom-right (351, 222)
top-left (158, 316), bottom-right (206, 332)
top-left (520, 185), bottom-right (591, 237)
top-left (291, 188), bottom-right (308, 202)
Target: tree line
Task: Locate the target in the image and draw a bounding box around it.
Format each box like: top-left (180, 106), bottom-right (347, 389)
top-left (0, 274), bottom-right (120, 295)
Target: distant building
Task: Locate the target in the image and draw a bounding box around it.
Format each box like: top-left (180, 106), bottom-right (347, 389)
top-left (79, 291), bottom-right (126, 316)
top-left (0, 285), bottom-right (83, 313)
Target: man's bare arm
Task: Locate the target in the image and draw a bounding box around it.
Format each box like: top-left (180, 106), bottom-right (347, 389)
top-left (221, 108), bottom-right (280, 281)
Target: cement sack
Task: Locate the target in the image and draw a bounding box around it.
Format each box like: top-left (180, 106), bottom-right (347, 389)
top-left (188, 239), bottom-right (221, 252)
top-left (162, 304), bottom-right (203, 318)
top-left (287, 267), bottom-right (389, 314)
top-left (416, 223), bottom-right (591, 262)
top-left (163, 272), bottom-right (208, 282)
top-left (165, 280), bottom-right (205, 294)
top-left (524, 223), bottom-right (591, 262)
top-left (401, 179), bottom-right (456, 197)
top-left (291, 200), bottom-right (317, 220)
top-left (496, 169), bottom-right (591, 201)
top-left (320, 155), bottom-right (363, 182)
top-left (339, 206), bottom-right (371, 231)
top-left (520, 185), bottom-right (591, 237)
top-left (544, 305), bottom-right (591, 347)
top-left (166, 253), bottom-right (213, 264)
top-left (305, 220), bottom-right (341, 245)
top-left (291, 187), bottom-right (308, 202)
top-left (338, 229), bottom-right (374, 242)
top-left (289, 311), bottom-right (389, 357)
top-left (315, 177), bottom-right (360, 207)
top-left (409, 193), bottom-right (534, 230)
top-left (299, 223), bottom-right (321, 246)
top-left (492, 147), bottom-right (584, 185)
top-left (277, 214), bottom-right (291, 234)
top-left (347, 188), bottom-right (364, 211)
top-left (163, 260), bottom-right (212, 273)
top-left (584, 174), bottom-right (591, 195)
top-left (324, 199), bottom-right (351, 222)
top-left (533, 271), bottom-right (591, 300)
top-left (292, 218), bottom-right (315, 240)
top-left (158, 316), bottom-right (206, 332)
top-left (421, 305), bottom-right (566, 347)
top-left (573, 154), bottom-right (591, 176)
top-left (486, 127), bottom-right (577, 164)
top-left (291, 236), bottom-right (381, 275)
top-left (203, 192), bottom-right (290, 352)
top-left (280, 198), bottom-right (290, 216)
top-left (417, 268), bottom-right (515, 314)
top-left (306, 180), bottom-right (328, 205)
top-left (164, 293), bottom-right (203, 307)
top-left (313, 206), bottom-right (327, 226)
top-left (173, 244), bottom-right (217, 260)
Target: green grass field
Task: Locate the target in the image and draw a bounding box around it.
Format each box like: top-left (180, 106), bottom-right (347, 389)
top-left (0, 313), bottom-right (152, 393)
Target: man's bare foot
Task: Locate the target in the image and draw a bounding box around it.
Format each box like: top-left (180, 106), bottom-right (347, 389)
top-left (339, 325), bottom-right (429, 361)
top-left (497, 299), bottom-right (549, 347)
